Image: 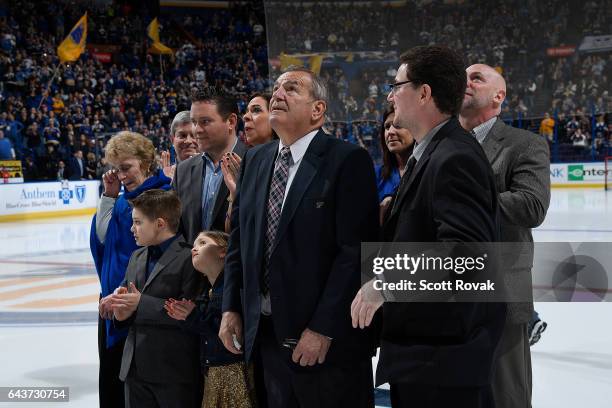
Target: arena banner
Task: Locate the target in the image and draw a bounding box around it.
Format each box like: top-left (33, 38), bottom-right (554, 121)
top-left (0, 160), bottom-right (24, 184)
top-left (550, 162), bottom-right (608, 188)
top-left (546, 46), bottom-right (576, 57)
top-left (578, 35), bottom-right (612, 53)
top-left (0, 180), bottom-right (100, 222)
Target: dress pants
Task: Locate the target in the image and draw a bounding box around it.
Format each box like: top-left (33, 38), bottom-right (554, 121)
top-left (98, 315), bottom-right (125, 408)
top-left (390, 383), bottom-right (495, 408)
top-left (124, 374), bottom-right (199, 408)
top-left (257, 315), bottom-right (374, 408)
top-left (492, 321), bottom-right (532, 408)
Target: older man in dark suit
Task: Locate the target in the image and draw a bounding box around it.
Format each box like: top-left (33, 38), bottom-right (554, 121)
top-left (172, 86), bottom-right (247, 244)
top-left (459, 63), bottom-right (551, 408)
top-left (351, 46), bottom-right (506, 408)
top-left (220, 66), bottom-right (380, 408)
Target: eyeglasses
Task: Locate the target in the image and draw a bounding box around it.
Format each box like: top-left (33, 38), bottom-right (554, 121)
top-left (387, 80), bottom-right (413, 94)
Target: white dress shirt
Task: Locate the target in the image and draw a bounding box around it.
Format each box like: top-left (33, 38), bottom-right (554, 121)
top-left (261, 129), bottom-right (319, 315)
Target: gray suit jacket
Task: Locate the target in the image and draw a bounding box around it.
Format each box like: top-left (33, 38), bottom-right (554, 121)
top-left (172, 139), bottom-right (248, 244)
top-left (482, 118), bottom-right (550, 323)
top-left (116, 237), bottom-right (202, 384)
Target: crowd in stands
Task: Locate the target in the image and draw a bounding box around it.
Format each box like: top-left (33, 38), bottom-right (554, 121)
top-left (0, 0), bottom-right (270, 181)
top-left (265, 2), bottom-right (401, 54)
top-left (1, 0), bottom-right (611, 182)
top-left (268, 0), bottom-right (610, 132)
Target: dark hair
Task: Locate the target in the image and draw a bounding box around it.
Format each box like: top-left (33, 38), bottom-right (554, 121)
top-left (379, 104), bottom-right (398, 181)
top-left (129, 189), bottom-right (181, 233)
top-left (379, 104), bottom-right (415, 181)
top-left (399, 45), bottom-right (466, 116)
top-left (247, 92), bottom-right (278, 140)
top-left (248, 92), bottom-right (271, 106)
top-left (191, 85), bottom-right (239, 119)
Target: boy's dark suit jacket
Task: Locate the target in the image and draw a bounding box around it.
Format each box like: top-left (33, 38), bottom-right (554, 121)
top-left (115, 236), bottom-right (202, 384)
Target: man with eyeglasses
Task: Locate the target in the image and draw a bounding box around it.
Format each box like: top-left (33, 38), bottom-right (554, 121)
top-left (351, 46), bottom-right (506, 407)
top-left (172, 86), bottom-right (247, 244)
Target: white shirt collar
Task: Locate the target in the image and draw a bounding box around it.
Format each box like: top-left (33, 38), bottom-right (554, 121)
top-left (278, 129), bottom-right (319, 165)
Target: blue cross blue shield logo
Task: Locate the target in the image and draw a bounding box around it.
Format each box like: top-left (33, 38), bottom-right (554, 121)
top-left (58, 185), bottom-right (73, 204)
top-left (75, 185), bottom-right (86, 203)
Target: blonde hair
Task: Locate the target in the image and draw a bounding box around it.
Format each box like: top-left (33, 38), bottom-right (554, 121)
top-left (105, 131), bottom-right (156, 175)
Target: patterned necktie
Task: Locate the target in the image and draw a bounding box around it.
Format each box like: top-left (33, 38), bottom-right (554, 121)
top-left (262, 146), bottom-right (293, 293)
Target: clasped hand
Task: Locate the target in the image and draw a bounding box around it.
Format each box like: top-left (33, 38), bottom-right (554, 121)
top-left (99, 282), bottom-right (142, 321)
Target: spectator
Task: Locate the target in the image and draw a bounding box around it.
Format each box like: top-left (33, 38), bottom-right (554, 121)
top-left (56, 160), bottom-right (66, 180)
top-left (0, 130), bottom-right (16, 160)
top-left (22, 156), bottom-right (40, 181)
top-left (67, 150), bottom-right (86, 180)
top-left (572, 127), bottom-right (589, 150)
top-left (85, 152), bottom-right (97, 179)
top-left (539, 112), bottom-right (555, 141)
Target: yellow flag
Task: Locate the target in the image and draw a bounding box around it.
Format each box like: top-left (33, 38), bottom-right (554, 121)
top-left (308, 55), bottom-right (323, 75)
top-left (57, 13), bottom-right (87, 63)
top-left (147, 18), bottom-right (173, 55)
top-left (280, 53), bottom-right (304, 71)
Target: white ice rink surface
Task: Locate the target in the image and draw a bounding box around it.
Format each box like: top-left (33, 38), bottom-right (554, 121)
top-left (0, 188), bottom-right (610, 407)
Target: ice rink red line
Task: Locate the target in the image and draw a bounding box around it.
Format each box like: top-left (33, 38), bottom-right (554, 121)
top-left (0, 259), bottom-right (94, 267)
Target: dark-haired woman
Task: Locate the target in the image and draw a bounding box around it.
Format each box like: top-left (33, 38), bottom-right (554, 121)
top-left (376, 105), bottom-right (414, 224)
top-left (221, 93), bottom-right (277, 233)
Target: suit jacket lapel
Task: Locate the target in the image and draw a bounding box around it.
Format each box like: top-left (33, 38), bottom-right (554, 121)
top-left (190, 156), bottom-right (204, 231)
top-left (133, 250), bottom-right (148, 289)
top-left (387, 124), bottom-right (447, 221)
top-left (143, 238), bottom-right (183, 291)
top-left (211, 140), bottom-right (248, 224)
top-left (254, 141), bottom-right (279, 250)
top-left (481, 119), bottom-right (505, 163)
top-left (271, 130), bottom-right (326, 255)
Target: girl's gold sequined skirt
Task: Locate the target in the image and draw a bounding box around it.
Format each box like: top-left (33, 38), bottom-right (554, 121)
top-left (202, 362), bottom-right (257, 408)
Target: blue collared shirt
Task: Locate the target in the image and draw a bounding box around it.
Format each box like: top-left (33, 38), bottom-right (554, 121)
top-left (201, 138), bottom-right (238, 230)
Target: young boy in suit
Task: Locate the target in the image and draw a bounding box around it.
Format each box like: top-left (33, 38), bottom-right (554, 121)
top-left (109, 189), bottom-right (202, 408)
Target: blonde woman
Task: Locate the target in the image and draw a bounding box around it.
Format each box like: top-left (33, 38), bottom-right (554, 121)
top-left (91, 131), bottom-right (172, 408)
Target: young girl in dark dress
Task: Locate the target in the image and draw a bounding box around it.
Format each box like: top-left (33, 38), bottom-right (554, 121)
top-left (165, 231), bottom-right (256, 408)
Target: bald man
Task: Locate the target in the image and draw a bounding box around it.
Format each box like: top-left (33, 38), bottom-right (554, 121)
top-left (460, 64), bottom-right (551, 408)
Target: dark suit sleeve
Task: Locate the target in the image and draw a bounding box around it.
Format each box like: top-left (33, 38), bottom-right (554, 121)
top-left (499, 135), bottom-right (550, 228)
top-left (432, 149), bottom-right (497, 242)
top-left (221, 150), bottom-right (249, 314)
top-left (308, 148), bottom-right (379, 338)
top-left (172, 159), bottom-right (188, 240)
top-left (134, 254), bottom-right (200, 327)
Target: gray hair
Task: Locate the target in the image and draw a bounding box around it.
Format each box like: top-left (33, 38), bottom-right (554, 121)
top-left (283, 65), bottom-right (328, 104)
top-left (170, 111), bottom-right (192, 137)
